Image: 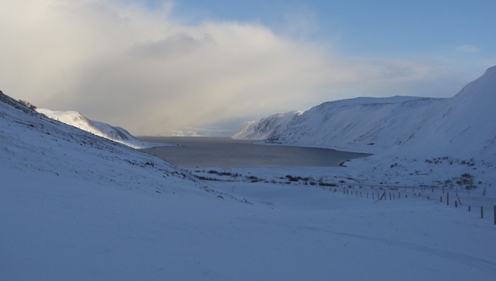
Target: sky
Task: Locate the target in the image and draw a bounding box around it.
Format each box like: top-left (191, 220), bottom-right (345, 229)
top-left (1, 0), bottom-right (495, 135)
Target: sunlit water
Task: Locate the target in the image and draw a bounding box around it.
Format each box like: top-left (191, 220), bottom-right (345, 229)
top-left (139, 137), bottom-right (370, 168)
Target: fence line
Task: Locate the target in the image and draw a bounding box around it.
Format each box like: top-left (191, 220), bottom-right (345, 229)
top-left (321, 182), bottom-right (495, 225)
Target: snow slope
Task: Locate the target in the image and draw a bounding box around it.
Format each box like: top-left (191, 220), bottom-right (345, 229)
top-left (234, 67), bottom-right (496, 161)
top-left (232, 111), bottom-right (302, 140)
top-left (36, 108), bottom-right (160, 149)
top-left (2, 89), bottom-right (496, 280)
top-left (0, 91), bottom-right (204, 194)
top-left (232, 67), bottom-right (496, 188)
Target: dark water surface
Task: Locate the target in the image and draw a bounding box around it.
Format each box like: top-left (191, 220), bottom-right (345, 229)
top-left (139, 137), bottom-right (370, 168)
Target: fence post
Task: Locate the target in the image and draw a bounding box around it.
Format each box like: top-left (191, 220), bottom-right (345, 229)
top-left (456, 194), bottom-right (463, 206)
top-left (379, 191), bottom-right (386, 201)
top-left (481, 207), bottom-right (484, 219)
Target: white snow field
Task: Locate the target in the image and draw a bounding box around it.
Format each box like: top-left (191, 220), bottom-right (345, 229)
top-left (1, 85), bottom-right (495, 281)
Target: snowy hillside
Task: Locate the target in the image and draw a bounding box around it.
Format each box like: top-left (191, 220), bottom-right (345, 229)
top-left (232, 111), bottom-right (302, 140)
top-left (2, 89), bottom-right (496, 280)
top-left (36, 108), bottom-right (158, 149)
top-left (234, 66), bottom-right (496, 162)
top-left (0, 91), bottom-right (204, 193)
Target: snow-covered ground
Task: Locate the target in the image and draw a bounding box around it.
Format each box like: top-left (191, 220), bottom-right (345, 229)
top-left (36, 108), bottom-right (163, 149)
top-left (233, 66), bottom-right (496, 192)
top-left (1, 87), bottom-right (496, 280)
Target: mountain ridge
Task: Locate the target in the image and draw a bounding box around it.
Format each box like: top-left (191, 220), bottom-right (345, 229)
top-left (233, 66), bottom-right (496, 162)
top-left (36, 108), bottom-right (161, 149)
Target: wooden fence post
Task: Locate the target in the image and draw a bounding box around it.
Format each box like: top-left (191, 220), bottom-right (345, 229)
top-left (379, 191), bottom-right (386, 201)
top-left (456, 194), bottom-right (463, 206)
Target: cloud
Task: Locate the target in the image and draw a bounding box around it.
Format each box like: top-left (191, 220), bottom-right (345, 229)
top-left (455, 44), bottom-right (480, 53)
top-left (0, 0), bottom-right (481, 135)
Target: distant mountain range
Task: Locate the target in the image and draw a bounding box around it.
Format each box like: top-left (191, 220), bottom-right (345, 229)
top-left (233, 66), bottom-right (496, 163)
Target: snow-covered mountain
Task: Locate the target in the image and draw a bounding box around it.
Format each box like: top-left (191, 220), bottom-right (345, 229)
top-left (233, 66), bottom-right (496, 162)
top-left (2, 88), bottom-right (496, 280)
top-left (232, 111), bottom-right (302, 140)
top-left (0, 91), bottom-right (201, 191)
top-left (36, 108), bottom-right (157, 149)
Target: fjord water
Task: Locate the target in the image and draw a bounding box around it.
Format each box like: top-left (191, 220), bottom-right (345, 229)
top-left (140, 137), bottom-right (370, 168)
